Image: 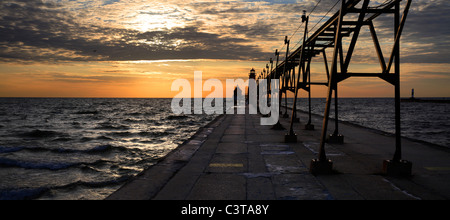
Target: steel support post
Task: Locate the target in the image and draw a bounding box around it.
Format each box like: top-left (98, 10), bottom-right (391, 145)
top-left (394, 0), bottom-right (401, 162)
top-left (272, 50), bottom-right (285, 130)
top-left (304, 67), bottom-right (315, 130)
top-left (305, 42), bottom-right (315, 130)
top-left (311, 0), bottom-right (346, 175)
top-left (285, 15), bottom-right (309, 143)
top-left (327, 84), bottom-right (344, 144)
top-left (383, 0), bottom-right (413, 177)
top-left (281, 38), bottom-right (290, 119)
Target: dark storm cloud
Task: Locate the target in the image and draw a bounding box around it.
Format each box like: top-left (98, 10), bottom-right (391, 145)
top-left (229, 22), bottom-right (279, 41)
top-left (118, 26), bottom-right (268, 61)
top-left (0, 0), bottom-right (448, 63)
top-left (400, 0), bottom-right (450, 63)
top-left (0, 0), bottom-right (269, 62)
top-left (0, 0), bottom-right (119, 61)
top-left (366, 0), bottom-right (450, 63)
top-left (276, 0), bottom-right (450, 63)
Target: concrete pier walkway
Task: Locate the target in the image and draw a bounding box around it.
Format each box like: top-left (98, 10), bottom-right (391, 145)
top-left (107, 108), bottom-right (450, 200)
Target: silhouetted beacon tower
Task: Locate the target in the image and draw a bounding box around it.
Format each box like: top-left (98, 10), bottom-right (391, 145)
top-left (249, 68), bottom-right (256, 80)
top-left (247, 68), bottom-right (256, 101)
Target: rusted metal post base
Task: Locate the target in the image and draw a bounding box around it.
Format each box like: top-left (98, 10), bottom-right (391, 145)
top-left (304, 123), bottom-right (315, 130)
top-left (284, 133), bottom-right (297, 143)
top-left (383, 160), bottom-right (412, 177)
top-left (327, 133), bottom-right (344, 144)
top-left (310, 159), bottom-right (333, 175)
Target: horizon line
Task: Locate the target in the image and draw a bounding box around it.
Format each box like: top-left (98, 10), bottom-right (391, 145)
top-left (1, 96), bottom-right (449, 99)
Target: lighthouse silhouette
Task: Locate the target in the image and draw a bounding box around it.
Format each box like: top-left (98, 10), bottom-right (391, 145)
top-left (246, 68), bottom-right (256, 102)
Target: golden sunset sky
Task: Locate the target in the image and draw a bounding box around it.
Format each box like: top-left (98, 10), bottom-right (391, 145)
top-left (0, 0), bottom-right (449, 98)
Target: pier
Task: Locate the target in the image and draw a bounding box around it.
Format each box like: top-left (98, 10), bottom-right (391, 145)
top-left (107, 0), bottom-right (450, 200)
top-left (257, 0), bottom-right (414, 175)
top-left (107, 108), bottom-right (450, 200)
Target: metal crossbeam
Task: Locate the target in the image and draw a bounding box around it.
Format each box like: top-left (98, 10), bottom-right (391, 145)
top-left (256, 0), bottom-right (413, 175)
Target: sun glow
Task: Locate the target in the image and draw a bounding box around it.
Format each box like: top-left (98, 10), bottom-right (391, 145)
top-left (130, 14), bottom-right (180, 32)
top-left (127, 3), bottom-right (189, 33)
top-left (0, 0), bottom-right (448, 98)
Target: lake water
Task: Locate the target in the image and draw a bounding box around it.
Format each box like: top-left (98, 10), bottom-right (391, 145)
top-left (0, 97), bottom-right (448, 200)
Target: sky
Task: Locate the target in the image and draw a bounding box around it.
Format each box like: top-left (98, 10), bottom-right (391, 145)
top-left (0, 0), bottom-right (449, 98)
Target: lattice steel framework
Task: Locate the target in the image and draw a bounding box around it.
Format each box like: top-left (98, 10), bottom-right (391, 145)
top-left (259, 0), bottom-right (412, 174)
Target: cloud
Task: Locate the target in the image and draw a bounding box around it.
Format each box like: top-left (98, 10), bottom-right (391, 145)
top-left (0, 0), bottom-right (448, 64)
top-left (0, 0), bottom-right (270, 62)
top-left (400, 0), bottom-right (450, 63)
top-left (359, 0), bottom-right (450, 63)
top-left (196, 2), bottom-right (262, 15)
top-left (124, 25), bottom-right (269, 60)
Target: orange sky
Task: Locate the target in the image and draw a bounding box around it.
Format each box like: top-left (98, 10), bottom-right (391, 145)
top-left (0, 0), bottom-right (449, 98)
top-left (1, 60), bottom-right (448, 98)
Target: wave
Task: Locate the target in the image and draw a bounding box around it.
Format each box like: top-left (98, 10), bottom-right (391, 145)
top-left (167, 115), bottom-right (188, 120)
top-left (0, 144), bottom-right (126, 155)
top-left (107, 130), bottom-right (172, 138)
top-left (0, 175), bottom-right (132, 200)
top-left (124, 112), bottom-right (142, 116)
top-left (0, 98), bottom-right (215, 199)
top-left (122, 118), bottom-right (144, 123)
top-left (0, 187), bottom-right (49, 200)
top-left (0, 146), bottom-right (25, 153)
top-left (0, 145), bottom-right (128, 170)
top-left (94, 123), bottom-right (130, 130)
top-left (75, 176), bottom-right (131, 188)
top-left (96, 135), bottom-right (113, 141)
top-left (52, 144), bottom-right (126, 154)
top-left (0, 157), bottom-right (81, 170)
top-left (73, 110), bottom-right (99, 115)
top-left (19, 130), bottom-right (66, 139)
top-left (0, 157), bottom-right (119, 171)
top-left (80, 135), bottom-right (116, 142)
top-left (109, 131), bottom-right (134, 137)
top-left (52, 137), bottom-right (74, 142)
top-left (137, 131), bottom-right (172, 137)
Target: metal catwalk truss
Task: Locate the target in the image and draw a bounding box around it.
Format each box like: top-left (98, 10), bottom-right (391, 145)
top-left (258, 0), bottom-right (413, 175)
